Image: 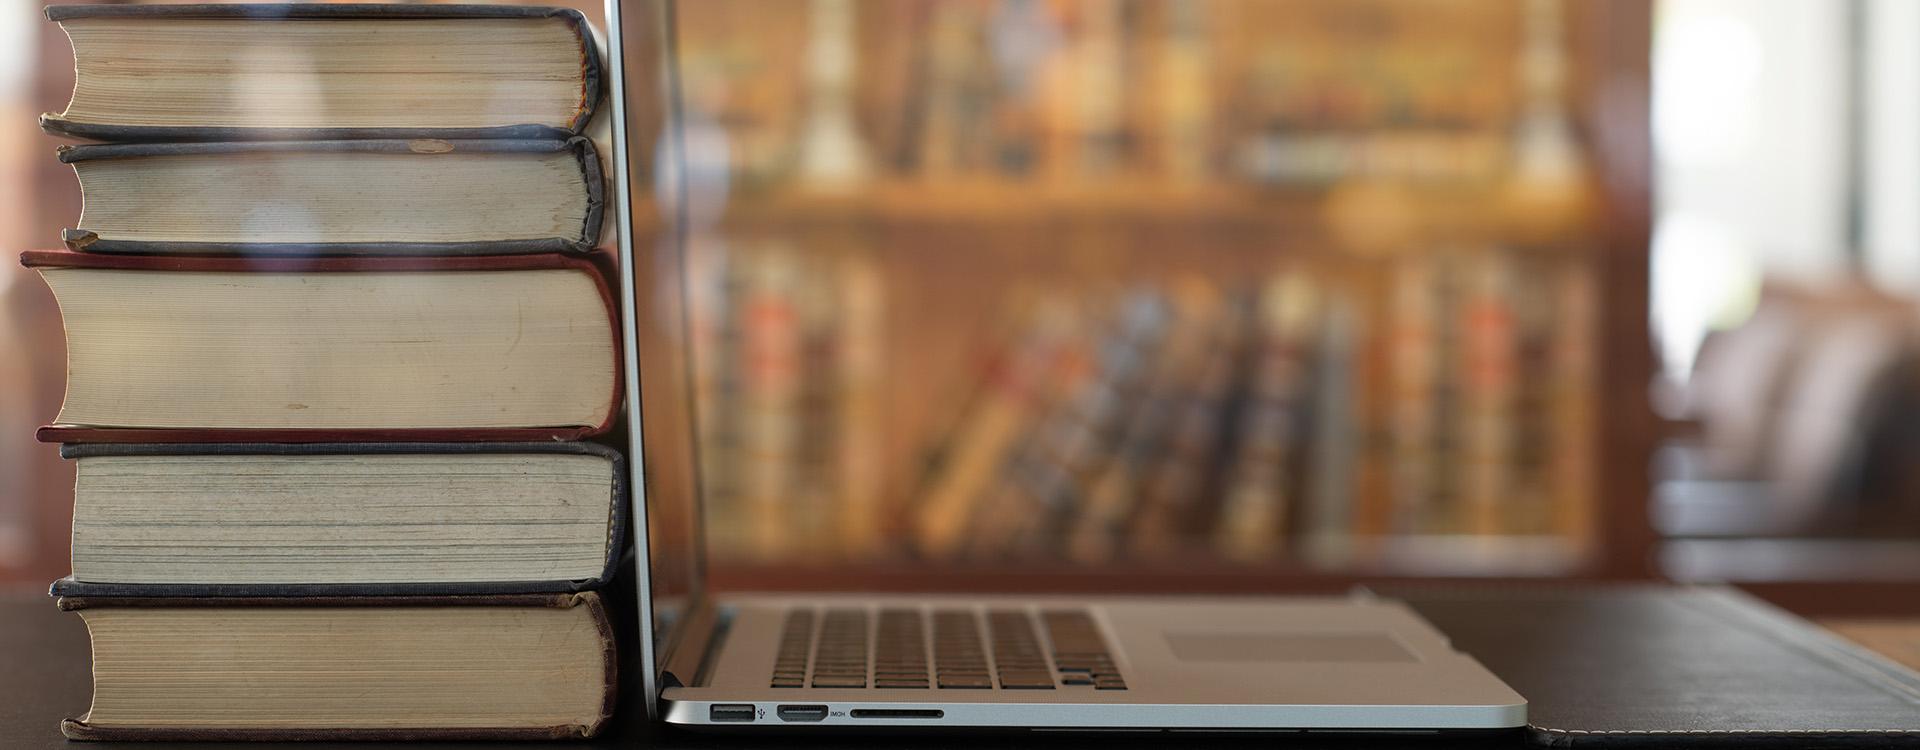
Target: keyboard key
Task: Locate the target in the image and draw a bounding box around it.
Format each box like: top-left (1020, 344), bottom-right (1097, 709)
top-left (770, 605), bottom-right (1124, 692)
top-left (771, 610), bottom-right (819, 688)
top-left (1043, 609), bottom-right (1124, 689)
top-left (998, 671), bottom-right (1057, 689)
top-left (933, 610), bottom-right (993, 688)
top-left (875, 609), bottom-right (928, 684)
top-left (986, 610), bottom-right (1060, 688)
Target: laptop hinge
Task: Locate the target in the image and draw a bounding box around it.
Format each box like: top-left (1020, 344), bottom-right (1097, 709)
top-left (661, 596), bottom-right (722, 688)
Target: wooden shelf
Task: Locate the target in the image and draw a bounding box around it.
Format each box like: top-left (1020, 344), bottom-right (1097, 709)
top-left (695, 178), bottom-right (1601, 249)
top-left (1661, 539), bottom-right (1920, 584)
top-left (707, 561), bottom-right (1606, 596)
top-left (720, 179), bottom-right (1322, 225)
top-left (709, 535), bottom-right (1598, 594)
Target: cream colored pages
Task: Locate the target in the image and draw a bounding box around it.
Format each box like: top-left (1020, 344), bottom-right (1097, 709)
top-left (43, 268), bottom-right (616, 430)
top-left (71, 453), bottom-right (613, 585)
top-left (80, 604), bottom-right (608, 729)
top-left (60, 18), bottom-right (585, 130)
top-left (74, 149), bottom-right (590, 245)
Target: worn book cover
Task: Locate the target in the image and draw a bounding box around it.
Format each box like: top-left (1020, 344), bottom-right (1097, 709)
top-left (56, 138), bottom-right (606, 255)
top-left (52, 441), bottom-right (628, 597)
top-left (57, 592), bottom-right (617, 741)
top-left (41, 4), bottom-right (604, 142)
top-left (23, 249), bottom-right (623, 444)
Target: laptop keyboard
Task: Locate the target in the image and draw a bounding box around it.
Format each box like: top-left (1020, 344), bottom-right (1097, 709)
top-left (771, 607), bottom-right (1126, 690)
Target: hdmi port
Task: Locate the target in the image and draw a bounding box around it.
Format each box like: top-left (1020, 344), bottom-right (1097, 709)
top-left (850, 709), bottom-right (944, 719)
top-left (777, 705), bottom-right (828, 722)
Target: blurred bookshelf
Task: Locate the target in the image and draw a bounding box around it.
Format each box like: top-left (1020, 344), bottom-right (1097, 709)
top-left (667, 0), bottom-right (1659, 586)
top-left (0, 0), bottom-right (1660, 591)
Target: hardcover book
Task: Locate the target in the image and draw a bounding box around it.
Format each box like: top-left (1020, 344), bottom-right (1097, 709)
top-left (52, 442), bottom-right (626, 596)
top-left (58, 138), bottom-right (605, 255)
top-left (57, 593), bottom-right (616, 741)
top-left (23, 250), bottom-right (621, 443)
top-left (41, 4), bottom-right (604, 142)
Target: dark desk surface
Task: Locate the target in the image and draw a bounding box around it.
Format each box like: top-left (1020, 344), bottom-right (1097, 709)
top-left (0, 593), bottom-right (1519, 749)
top-left (10, 589), bottom-right (1920, 749)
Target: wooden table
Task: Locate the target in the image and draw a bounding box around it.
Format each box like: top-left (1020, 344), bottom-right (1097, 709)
top-left (1821, 619), bottom-right (1920, 671)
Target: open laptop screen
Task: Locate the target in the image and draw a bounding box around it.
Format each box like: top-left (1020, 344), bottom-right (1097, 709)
top-left (608, 0), bottom-right (705, 719)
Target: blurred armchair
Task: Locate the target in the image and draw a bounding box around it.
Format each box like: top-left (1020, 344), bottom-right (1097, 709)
top-left (1657, 281), bottom-right (1920, 538)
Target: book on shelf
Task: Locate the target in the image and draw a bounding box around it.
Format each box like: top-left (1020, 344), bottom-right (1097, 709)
top-left (24, 250), bottom-right (620, 444)
top-left (1125, 283), bottom-right (1249, 559)
top-left (56, 593), bottom-right (615, 742)
top-left (1506, 254), bottom-right (1559, 537)
top-left (1215, 271), bottom-right (1317, 559)
top-left (54, 442), bottom-right (625, 595)
top-left (911, 295), bottom-right (1089, 559)
top-left (1386, 256), bottom-right (1446, 536)
top-left (690, 240), bottom-right (892, 561)
top-left (833, 251), bottom-right (888, 557)
top-left (1303, 294), bottom-right (1363, 543)
top-left (58, 139), bottom-right (605, 255)
top-left (1068, 294), bottom-right (1181, 563)
top-left (1549, 260), bottom-right (1599, 544)
top-left (736, 248), bottom-right (806, 560)
top-left (41, 3), bottom-right (604, 142)
top-left (1457, 252), bottom-right (1518, 536)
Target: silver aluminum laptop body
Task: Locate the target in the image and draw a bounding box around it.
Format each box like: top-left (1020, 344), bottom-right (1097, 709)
top-left (607, 0), bottom-right (1526, 732)
top-left (653, 593), bottom-right (1526, 730)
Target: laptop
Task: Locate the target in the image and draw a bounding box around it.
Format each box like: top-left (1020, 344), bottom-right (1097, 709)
top-left (604, 0), bottom-right (1526, 732)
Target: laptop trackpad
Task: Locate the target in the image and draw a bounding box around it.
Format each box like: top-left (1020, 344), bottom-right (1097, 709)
top-left (1163, 632), bottom-right (1418, 663)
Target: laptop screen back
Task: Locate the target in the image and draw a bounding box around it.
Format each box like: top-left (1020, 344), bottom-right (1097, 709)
top-left (608, 0), bottom-right (705, 719)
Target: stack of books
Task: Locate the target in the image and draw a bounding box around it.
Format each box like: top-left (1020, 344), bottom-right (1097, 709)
top-left (28, 5), bottom-right (624, 741)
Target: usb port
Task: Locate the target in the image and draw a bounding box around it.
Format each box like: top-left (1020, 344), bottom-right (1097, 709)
top-left (709, 704), bottom-right (756, 723)
top-left (776, 705), bottom-right (829, 722)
